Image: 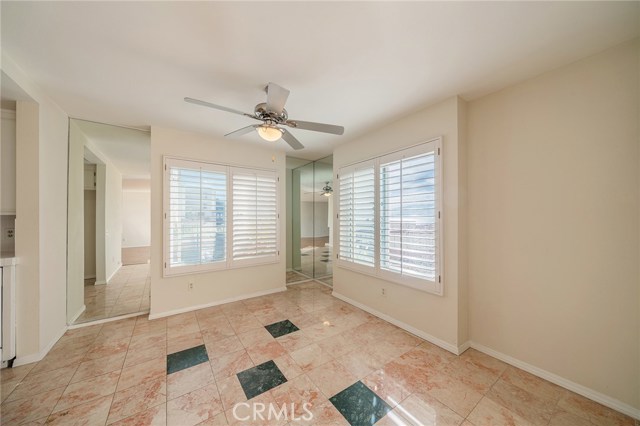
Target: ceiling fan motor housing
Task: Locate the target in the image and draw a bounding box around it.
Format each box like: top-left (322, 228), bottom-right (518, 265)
top-left (254, 102), bottom-right (288, 124)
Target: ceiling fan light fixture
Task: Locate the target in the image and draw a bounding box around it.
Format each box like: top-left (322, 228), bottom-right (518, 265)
top-left (322, 182), bottom-right (333, 197)
top-left (257, 125), bottom-right (282, 142)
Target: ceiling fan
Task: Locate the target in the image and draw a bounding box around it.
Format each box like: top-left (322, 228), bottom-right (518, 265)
top-left (185, 83), bottom-right (344, 150)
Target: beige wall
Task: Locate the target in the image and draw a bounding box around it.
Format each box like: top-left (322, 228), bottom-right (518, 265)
top-left (333, 96), bottom-right (468, 351)
top-left (5, 53), bottom-right (69, 361)
top-left (67, 120), bottom-right (85, 322)
top-left (122, 189), bottom-right (150, 248)
top-left (467, 40), bottom-right (639, 409)
top-left (149, 126), bottom-right (286, 318)
top-left (84, 190), bottom-right (96, 278)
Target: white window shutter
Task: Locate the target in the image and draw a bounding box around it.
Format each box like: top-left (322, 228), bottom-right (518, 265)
top-left (338, 162), bottom-right (375, 268)
top-left (167, 162), bottom-right (227, 270)
top-left (232, 168), bottom-right (278, 263)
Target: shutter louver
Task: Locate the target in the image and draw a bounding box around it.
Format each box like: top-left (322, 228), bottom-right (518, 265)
top-left (380, 151), bottom-right (437, 281)
top-left (168, 165), bottom-right (227, 268)
top-left (338, 163), bottom-right (375, 267)
top-left (232, 169), bottom-right (278, 262)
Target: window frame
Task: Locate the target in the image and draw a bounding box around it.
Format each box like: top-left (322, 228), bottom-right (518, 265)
top-left (336, 137), bottom-right (443, 295)
top-left (163, 156), bottom-right (280, 277)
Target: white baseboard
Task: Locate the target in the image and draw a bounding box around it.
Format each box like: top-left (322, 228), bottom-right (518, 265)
top-left (148, 287), bottom-right (287, 320)
top-left (332, 291), bottom-right (461, 355)
top-left (67, 311), bottom-right (147, 329)
top-left (94, 280), bottom-right (107, 285)
top-left (69, 304), bottom-right (86, 324)
top-left (468, 341), bottom-right (640, 420)
top-left (14, 325), bottom-right (67, 367)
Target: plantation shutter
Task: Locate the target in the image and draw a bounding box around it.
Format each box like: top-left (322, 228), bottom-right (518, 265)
top-left (167, 161), bottom-right (227, 269)
top-left (232, 168), bottom-right (278, 263)
top-left (379, 147), bottom-right (438, 282)
top-left (338, 161), bottom-right (375, 268)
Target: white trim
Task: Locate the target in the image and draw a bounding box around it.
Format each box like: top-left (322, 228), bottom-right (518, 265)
top-left (13, 325), bottom-right (67, 367)
top-left (468, 341), bottom-right (640, 420)
top-left (148, 286), bottom-right (287, 320)
top-left (67, 311), bottom-right (147, 329)
top-left (332, 291), bottom-right (460, 355)
top-left (94, 280), bottom-right (107, 285)
top-left (105, 264), bottom-right (121, 284)
top-left (69, 304), bottom-right (86, 324)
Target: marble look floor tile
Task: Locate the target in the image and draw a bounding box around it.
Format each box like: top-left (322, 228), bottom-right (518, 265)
top-left (216, 375), bottom-right (248, 411)
top-left (329, 381), bottom-right (391, 426)
top-left (277, 330), bottom-right (314, 353)
top-left (6, 364), bottom-right (77, 402)
top-left (45, 394), bottom-right (113, 426)
top-left (467, 397), bottom-right (535, 426)
top-left (290, 343), bottom-right (332, 372)
top-left (459, 349), bottom-right (508, 377)
top-left (167, 362), bottom-right (215, 400)
top-left (0, 362), bottom-right (37, 382)
top-left (270, 375), bottom-right (324, 422)
top-left (237, 360), bottom-right (288, 399)
top-left (210, 350), bottom-right (254, 379)
top-left (306, 359), bottom-right (357, 399)
top-left (205, 335), bottom-right (245, 359)
top-left (110, 403), bottom-right (167, 426)
top-left (316, 333), bottom-right (358, 358)
top-left (361, 367), bottom-right (413, 409)
top-left (246, 340), bottom-right (288, 365)
top-left (71, 352), bottom-right (126, 383)
top-left (238, 327), bottom-right (275, 348)
top-left (380, 393), bottom-right (464, 426)
top-left (231, 316), bottom-right (264, 334)
top-left (416, 371), bottom-right (484, 418)
top-left (84, 336), bottom-right (131, 360)
top-left (124, 343), bottom-right (167, 368)
top-left (273, 354), bottom-right (305, 381)
top-left (132, 317), bottom-right (167, 337)
top-left (0, 386), bottom-right (65, 424)
top-left (442, 357), bottom-right (501, 394)
top-left (265, 319), bottom-right (300, 338)
top-left (336, 348), bottom-right (385, 379)
top-left (548, 408), bottom-right (594, 426)
top-left (107, 378), bottom-right (166, 424)
top-left (167, 344), bottom-right (209, 374)
top-left (557, 391), bottom-right (635, 426)
top-left (1, 378), bottom-right (20, 403)
top-left (486, 379), bottom-right (556, 426)
top-left (166, 383), bottom-right (223, 426)
top-left (53, 370), bottom-right (120, 413)
top-left (500, 366), bottom-right (566, 403)
top-left (167, 331), bottom-right (204, 355)
top-left (118, 356), bottom-right (167, 392)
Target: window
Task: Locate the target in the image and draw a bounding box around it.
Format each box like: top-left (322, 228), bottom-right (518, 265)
top-left (164, 157), bottom-right (279, 276)
top-left (231, 168), bottom-right (278, 265)
top-left (338, 160), bottom-right (375, 269)
top-left (337, 138), bottom-right (442, 294)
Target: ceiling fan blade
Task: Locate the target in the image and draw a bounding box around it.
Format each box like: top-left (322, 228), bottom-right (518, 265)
top-left (281, 129), bottom-right (304, 150)
top-left (185, 97), bottom-right (258, 120)
top-left (285, 119), bottom-right (344, 135)
top-left (266, 83), bottom-right (290, 114)
top-left (224, 125), bottom-right (259, 138)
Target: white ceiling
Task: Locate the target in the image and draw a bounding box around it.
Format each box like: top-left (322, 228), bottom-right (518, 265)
top-left (2, 2), bottom-right (638, 160)
top-left (74, 119), bottom-right (150, 179)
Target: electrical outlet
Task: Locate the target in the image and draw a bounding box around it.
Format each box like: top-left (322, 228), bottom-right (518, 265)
top-left (188, 281), bottom-right (194, 291)
top-left (6, 228), bottom-right (14, 239)
top-left (381, 288), bottom-right (386, 296)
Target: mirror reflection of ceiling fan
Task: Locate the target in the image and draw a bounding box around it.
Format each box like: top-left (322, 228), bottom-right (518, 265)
top-left (304, 182), bottom-right (333, 197)
top-left (185, 83), bottom-right (345, 150)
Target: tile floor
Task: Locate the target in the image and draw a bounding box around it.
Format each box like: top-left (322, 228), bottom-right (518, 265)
top-left (2, 282), bottom-right (635, 426)
top-left (77, 264), bottom-right (151, 324)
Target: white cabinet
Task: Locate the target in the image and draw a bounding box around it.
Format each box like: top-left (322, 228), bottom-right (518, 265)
top-left (1, 110), bottom-right (16, 215)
